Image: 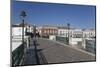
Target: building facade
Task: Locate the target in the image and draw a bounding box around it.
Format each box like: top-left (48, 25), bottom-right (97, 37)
top-left (57, 27), bottom-right (95, 49)
top-left (83, 29), bottom-right (95, 38)
top-left (41, 26), bottom-right (58, 37)
top-left (12, 24), bottom-right (34, 38)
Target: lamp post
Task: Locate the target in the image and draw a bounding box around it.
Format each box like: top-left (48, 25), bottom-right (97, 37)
top-left (20, 11), bottom-right (27, 45)
top-left (67, 23), bottom-right (70, 45)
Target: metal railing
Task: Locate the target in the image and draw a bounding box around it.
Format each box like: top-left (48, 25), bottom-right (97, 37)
top-left (85, 40), bottom-right (96, 54)
top-left (56, 36), bottom-right (69, 44)
top-left (12, 43), bottom-right (25, 66)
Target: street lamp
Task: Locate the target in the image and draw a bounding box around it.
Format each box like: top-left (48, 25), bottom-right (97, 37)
top-left (67, 23), bottom-right (70, 45)
top-left (20, 11), bottom-right (27, 45)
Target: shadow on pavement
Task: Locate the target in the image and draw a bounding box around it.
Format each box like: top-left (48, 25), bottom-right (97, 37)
top-left (22, 39), bottom-right (48, 66)
top-left (37, 49), bottom-right (48, 64)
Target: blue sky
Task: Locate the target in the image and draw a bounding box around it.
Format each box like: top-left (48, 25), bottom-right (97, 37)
top-left (11, 1), bottom-right (96, 29)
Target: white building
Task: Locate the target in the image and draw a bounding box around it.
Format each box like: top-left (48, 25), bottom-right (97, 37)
top-left (12, 24), bottom-right (34, 51)
top-left (57, 27), bottom-right (95, 49)
top-left (83, 29), bottom-right (95, 38)
top-left (70, 29), bottom-right (83, 45)
top-left (57, 27), bottom-right (71, 37)
top-left (12, 24), bottom-right (34, 38)
top-left (36, 26), bottom-right (42, 35)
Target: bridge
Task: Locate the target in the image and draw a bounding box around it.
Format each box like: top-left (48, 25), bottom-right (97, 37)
top-left (22, 38), bottom-right (95, 65)
top-left (12, 38), bottom-right (95, 66)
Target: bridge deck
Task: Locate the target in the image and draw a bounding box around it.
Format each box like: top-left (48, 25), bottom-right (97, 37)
top-left (22, 38), bottom-right (95, 65)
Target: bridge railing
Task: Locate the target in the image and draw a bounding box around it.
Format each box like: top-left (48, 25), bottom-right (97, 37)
top-left (12, 43), bottom-right (25, 66)
top-left (56, 36), bottom-right (69, 44)
top-left (85, 39), bottom-right (96, 54)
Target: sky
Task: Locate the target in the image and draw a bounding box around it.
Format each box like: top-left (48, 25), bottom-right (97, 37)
top-left (11, 1), bottom-right (96, 29)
